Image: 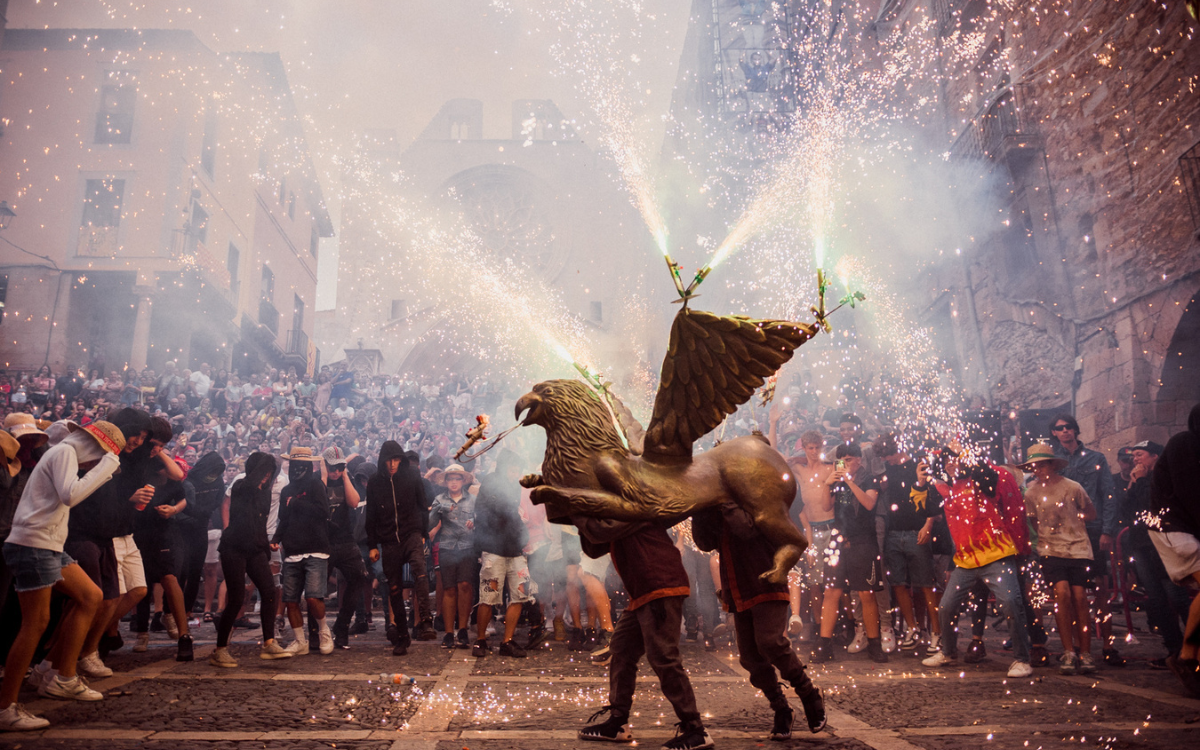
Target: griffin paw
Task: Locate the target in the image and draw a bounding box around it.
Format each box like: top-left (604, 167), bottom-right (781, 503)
top-left (529, 485), bottom-right (563, 506)
top-left (759, 568), bottom-right (790, 585)
top-left (519, 473), bottom-right (544, 489)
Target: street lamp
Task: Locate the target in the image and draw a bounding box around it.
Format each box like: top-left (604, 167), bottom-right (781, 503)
top-left (0, 202), bottom-right (15, 230)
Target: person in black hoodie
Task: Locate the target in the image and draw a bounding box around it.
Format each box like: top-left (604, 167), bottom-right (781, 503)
top-left (176, 452), bottom-right (225, 623)
top-left (1152, 403), bottom-right (1200, 696)
top-left (274, 448), bottom-right (332, 656)
top-left (210, 452), bottom-right (291, 667)
top-left (471, 449), bottom-right (531, 658)
top-left (319, 446), bottom-right (368, 650)
top-left (365, 441), bottom-right (435, 655)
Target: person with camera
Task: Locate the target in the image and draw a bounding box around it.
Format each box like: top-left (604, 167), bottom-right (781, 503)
top-left (812, 443), bottom-right (888, 664)
top-left (922, 447), bottom-right (1035, 678)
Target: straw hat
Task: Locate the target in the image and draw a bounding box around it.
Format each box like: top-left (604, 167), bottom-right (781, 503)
top-left (1018, 443), bottom-right (1067, 472)
top-left (279, 446), bottom-right (322, 462)
top-left (442, 463), bottom-right (474, 484)
top-left (4, 413), bottom-right (48, 448)
top-left (67, 420), bottom-right (126, 455)
top-left (0, 430), bottom-right (21, 477)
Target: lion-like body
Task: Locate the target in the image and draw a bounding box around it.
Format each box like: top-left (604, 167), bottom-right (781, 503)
top-left (518, 379), bottom-right (808, 583)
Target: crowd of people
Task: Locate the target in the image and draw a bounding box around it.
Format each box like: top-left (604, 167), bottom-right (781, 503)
top-left (0, 358), bottom-right (1196, 748)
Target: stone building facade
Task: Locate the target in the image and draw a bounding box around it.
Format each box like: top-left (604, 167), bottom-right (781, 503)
top-left (0, 24), bottom-right (333, 377)
top-left (666, 0), bottom-right (1199, 456)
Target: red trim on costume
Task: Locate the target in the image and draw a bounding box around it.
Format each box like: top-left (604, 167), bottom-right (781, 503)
top-left (626, 587), bottom-right (691, 611)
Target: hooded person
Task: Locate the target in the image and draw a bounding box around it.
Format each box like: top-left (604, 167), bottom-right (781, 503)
top-left (176, 452), bottom-right (226, 618)
top-left (273, 447), bottom-right (332, 656)
top-left (320, 446), bottom-right (368, 650)
top-left (211, 452), bottom-right (291, 668)
top-left (1, 420), bottom-right (124, 729)
top-left (365, 440), bottom-right (436, 654)
top-left (1151, 403), bottom-right (1200, 696)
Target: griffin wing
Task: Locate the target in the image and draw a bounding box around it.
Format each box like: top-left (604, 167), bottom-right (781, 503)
top-left (643, 308), bottom-right (817, 459)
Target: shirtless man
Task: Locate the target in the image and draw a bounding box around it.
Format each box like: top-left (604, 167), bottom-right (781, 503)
top-left (788, 430), bottom-right (834, 641)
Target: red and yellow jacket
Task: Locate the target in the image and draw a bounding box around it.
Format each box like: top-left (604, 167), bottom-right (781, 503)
top-left (936, 467), bottom-right (1030, 569)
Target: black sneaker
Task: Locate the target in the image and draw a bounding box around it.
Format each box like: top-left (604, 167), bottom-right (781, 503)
top-left (964, 639), bottom-right (987, 664)
top-left (499, 640), bottom-right (527, 658)
top-left (584, 627), bottom-right (598, 650)
top-left (351, 620), bottom-right (369, 635)
top-left (1167, 655), bottom-right (1200, 698)
top-left (578, 706), bottom-right (632, 742)
top-left (590, 629), bottom-right (612, 661)
top-left (810, 637), bottom-right (834, 664)
top-left (392, 642), bottom-right (407, 656)
top-left (1030, 644), bottom-right (1052, 667)
top-left (415, 621), bottom-right (438, 641)
top-left (703, 636), bottom-right (717, 652)
top-left (442, 632), bottom-right (455, 649)
top-left (662, 720), bottom-right (714, 750)
top-left (333, 624), bottom-right (350, 650)
top-left (386, 624), bottom-right (399, 646)
top-left (472, 639), bottom-right (490, 658)
top-left (176, 634), bottom-right (194, 662)
top-left (1103, 648), bottom-right (1126, 667)
top-left (568, 627), bottom-right (585, 651)
top-left (525, 623), bottom-right (549, 651)
top-left (98, 632), bottom-right (123, 658)
top-left (867, 637), bottom-right (889, 664)
top-left (456, 628), bottom-right (471, 649)
top-left (797, 686), bottom-right (827, 733)
top-left (150, 612), bottom-right (165, 632)
top-left (769, 704), bottom-right (793, 741)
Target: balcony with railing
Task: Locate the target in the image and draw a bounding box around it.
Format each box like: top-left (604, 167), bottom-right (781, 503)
top-left (949, 84), bottom-right (1040, 164)
top-left (258, 299), bottom-right (280, 335)
top-left (286, 328), bottom-right (308, 356)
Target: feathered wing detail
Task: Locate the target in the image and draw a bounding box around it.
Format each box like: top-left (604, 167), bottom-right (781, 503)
top-left (644, 308), bottom-right (818, 459)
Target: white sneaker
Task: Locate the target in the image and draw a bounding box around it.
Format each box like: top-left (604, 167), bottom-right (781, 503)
top-left (319, 629), bottom-right (334, 655)
top-left (132, 633), bottom-right (149, 652)
top-left (77, 652), bottom-right (113, 679)
top-left (898, 628), bottom-right (920, 650)
top-left (0, 703), bottom-right (50, 731)
top-left (926, 634), bottom-right (942, 655)
top-left (1007, 661), bottom-right (1033, 678)
top-left (163, 613), bottom-right (179, 639)
top-left (847, 625), bottom-right (867, 654)
top-left (26, 663), bottom-right (54, 691)
top-left (284, 639), bottom-right (309, 656)
top-left (881, 627), bottom-right (897, 654)
top-left (208, 647), bottom-right (238, 668)
top-left (260, 639), bottom-right (294, 660)
top-left (788, 615), bottom-right (803, 636)
top-left (39, 674), bottom-right (103, 701)
top-left (922, 651), bottom-right (956, 668)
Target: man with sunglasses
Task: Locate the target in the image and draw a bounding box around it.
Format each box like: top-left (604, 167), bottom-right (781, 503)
top-left (1049, 414), bottom-right (1123, 666)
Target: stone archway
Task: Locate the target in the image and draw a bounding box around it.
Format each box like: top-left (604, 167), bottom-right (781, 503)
top-left (1157, 290), bottom-right (1200, 431)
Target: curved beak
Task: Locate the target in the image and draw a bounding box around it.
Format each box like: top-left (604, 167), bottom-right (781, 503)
top-left (515, 392), bottom-right (541, 425)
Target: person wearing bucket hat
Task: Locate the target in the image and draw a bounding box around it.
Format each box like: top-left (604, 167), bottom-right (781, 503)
top-left (3, 414), bottom-right (48, 450)
top-left (1020, 443), bottom-right (1098, 675)
top-left (274, 446), bottom-right (335, 656)
top-left (320, 446), bottom-right (368, 650)
top-left (0, 419), bottom-right (124, 728)
top-left (428, 463), bottom-right (477, 650)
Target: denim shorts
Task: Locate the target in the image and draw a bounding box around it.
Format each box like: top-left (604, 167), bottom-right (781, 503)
top-left (884, 529), bottom-right (937, 588)
top-left (3, 543), bottom-right (77, 592)
top-left (281, 555), bottom-right (328, 602)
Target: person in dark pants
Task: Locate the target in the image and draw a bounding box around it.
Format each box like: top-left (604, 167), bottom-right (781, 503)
top-left (693, 501), bottom-right (827, 739)
top-left (176, 453), bottom-right (226, 618)
top-left (209, 452), bottom-right (291, 667)
top-left (576, 518), bottom-right (713, 750)
top-left (320, 447), bottom-right (367, 649)
top-left (365, 441), bottom-right (435, 655)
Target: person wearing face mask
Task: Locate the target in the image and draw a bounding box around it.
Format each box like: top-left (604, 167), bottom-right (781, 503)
top-left (176, 452), bottom-right (227, 619)
top-left (320, 447), bottom-right (367, 650)
top-left (209, 453), bottom-right (292, 668)
top-left (274, 447), bottom-right (333, 656)
top-left (0, 420), bottom-right (125, 730)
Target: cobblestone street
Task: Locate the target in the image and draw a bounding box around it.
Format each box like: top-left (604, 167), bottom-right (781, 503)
top-left (2, 612), bottom-right (1197, 750)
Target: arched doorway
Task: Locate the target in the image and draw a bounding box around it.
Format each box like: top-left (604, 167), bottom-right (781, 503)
top-left (1158, 290), bottom-right (1200, 423)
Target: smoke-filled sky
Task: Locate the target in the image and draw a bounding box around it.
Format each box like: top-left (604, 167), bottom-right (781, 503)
top-left (10, 0), bottom-right (690, 308)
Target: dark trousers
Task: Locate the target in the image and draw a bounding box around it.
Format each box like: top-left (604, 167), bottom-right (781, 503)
top-left (329, 542), bottom-right (368, 632)
top-left (734, 600), bottom-right (815, 709)
top-left (217, 550), bottom-right (277, 648)
top-left (380, 534), bottom-right (430, 643)
top-left (608, 595), bottom-right (700, 723)
top-left (1131, 543), bottom-right (1194, 654)
top-left (178, 525), bottom-right (208, 616)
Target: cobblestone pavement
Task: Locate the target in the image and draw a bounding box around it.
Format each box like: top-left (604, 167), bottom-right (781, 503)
top-left (1, 613), bottom-right (1197, 749)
